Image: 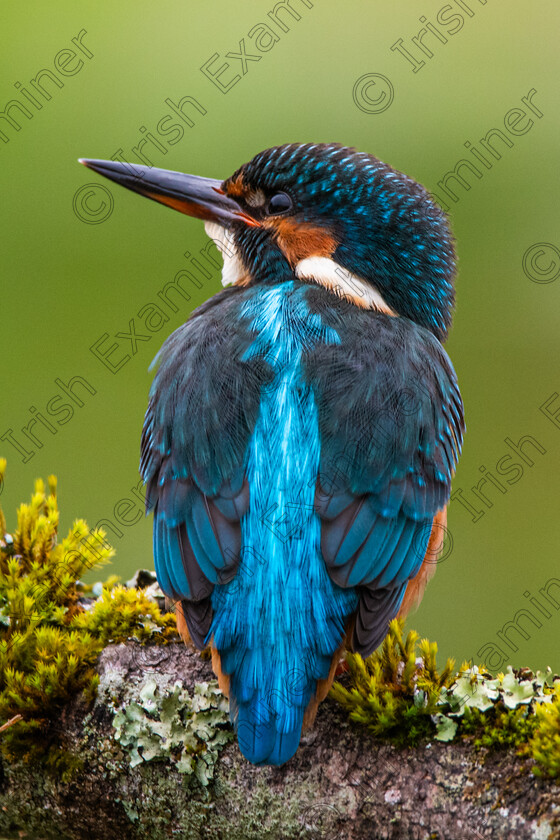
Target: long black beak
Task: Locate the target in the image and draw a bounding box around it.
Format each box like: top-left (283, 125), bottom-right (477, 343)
top-left (78, 159), bottom-right (259, 227)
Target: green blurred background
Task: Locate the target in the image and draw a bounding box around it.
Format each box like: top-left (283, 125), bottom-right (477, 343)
top-left (1, 0), bottom-right (559, 671)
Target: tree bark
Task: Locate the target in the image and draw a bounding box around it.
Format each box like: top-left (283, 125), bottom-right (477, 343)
top-left (1, 642), bottom-right (559, 840)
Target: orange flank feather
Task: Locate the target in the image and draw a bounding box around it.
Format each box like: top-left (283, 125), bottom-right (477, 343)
top-left (398, 507), bottom-right (447, 619)
top-left (168, 598), bottom-right (192, 645)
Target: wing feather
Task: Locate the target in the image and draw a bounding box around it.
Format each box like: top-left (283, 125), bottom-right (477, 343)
top-left (141, 288), bottom-right (266, 647)
top-left (303, 288), bottom-right (464, 656)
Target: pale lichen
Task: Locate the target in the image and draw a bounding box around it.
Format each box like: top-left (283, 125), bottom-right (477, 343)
top-left (111, 677), bottom-right (232, 784)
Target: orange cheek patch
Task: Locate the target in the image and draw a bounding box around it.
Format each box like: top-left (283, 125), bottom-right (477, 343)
top-left (268, 218), bottom-right (339, 266)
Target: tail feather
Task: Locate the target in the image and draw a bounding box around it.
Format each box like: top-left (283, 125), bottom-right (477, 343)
top-left (211, 631), bottom-right (351, 765)
top-left (230, 672), bottom-right (312, 766)
top-left (235, 697), bottom-right (303, 766)
top-left (216, 643), bottom-right (322, 765)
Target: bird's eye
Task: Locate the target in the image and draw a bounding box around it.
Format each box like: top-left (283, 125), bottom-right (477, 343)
top-left (266, 192), bottom-right (292, 215)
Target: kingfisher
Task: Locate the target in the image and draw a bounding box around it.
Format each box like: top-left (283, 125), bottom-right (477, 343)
top-left (80, 143), bottom-right (464, 766)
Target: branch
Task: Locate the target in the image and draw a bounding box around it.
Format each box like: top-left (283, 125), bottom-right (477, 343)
top-left (0, 642), bottom-right (558, 840)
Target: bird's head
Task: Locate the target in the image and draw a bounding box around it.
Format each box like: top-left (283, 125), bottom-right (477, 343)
top-left (80, 143), bottom-right (456, 340)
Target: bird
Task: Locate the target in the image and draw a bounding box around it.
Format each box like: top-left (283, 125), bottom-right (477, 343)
top-left (80, 143), bottom-right (464, 766)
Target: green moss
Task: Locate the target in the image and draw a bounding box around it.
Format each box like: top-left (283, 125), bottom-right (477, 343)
top-left (529, 685), bottom-right (560, 779)
top-left (459, 705), bottom-right (538, 751)
top-left (73, 584), bottom-right (178, 647)
top-left (329, 618), bottom-right (455, 746)
top-left (0, 465), bottom-right (179, 771)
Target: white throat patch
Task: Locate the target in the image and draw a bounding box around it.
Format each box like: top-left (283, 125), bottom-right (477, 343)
top-left (294, 256), bottom-right (396, 314)
top-left (204, 221), bottom-right (247, 287)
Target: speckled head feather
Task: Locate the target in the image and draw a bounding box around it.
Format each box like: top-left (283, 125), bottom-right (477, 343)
top-left (223, 142), bottom-right (456, 341)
